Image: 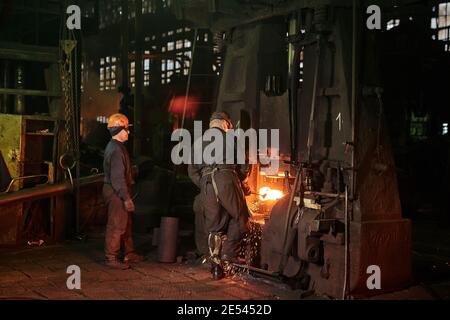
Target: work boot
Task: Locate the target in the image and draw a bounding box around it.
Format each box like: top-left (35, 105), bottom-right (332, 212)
top-left (124, 252), bottom-right (145, 264)
top-left (211, 263), bottom-right (224, 280)
top-left (105, 259), bottom-right (130, 270)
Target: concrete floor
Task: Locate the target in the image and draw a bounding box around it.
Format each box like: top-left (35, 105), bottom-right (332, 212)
top-left (0, 230), bottom-right (449, 300)
top-left (0, 234), bottom-right (301, 300)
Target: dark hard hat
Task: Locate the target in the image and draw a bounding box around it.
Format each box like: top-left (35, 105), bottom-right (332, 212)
top-left (210, 111), bottom-right (232, 126)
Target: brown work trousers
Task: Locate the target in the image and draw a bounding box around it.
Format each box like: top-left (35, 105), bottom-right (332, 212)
top-left (103, 184), bottom-right (135, 261)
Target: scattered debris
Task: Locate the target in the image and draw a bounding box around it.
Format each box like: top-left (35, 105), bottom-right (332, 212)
top-left (27, 240), bottom-right (44, 246)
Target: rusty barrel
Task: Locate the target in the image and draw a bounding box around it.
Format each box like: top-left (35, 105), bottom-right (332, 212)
top-left (157, 217), bottom-right (179, 263)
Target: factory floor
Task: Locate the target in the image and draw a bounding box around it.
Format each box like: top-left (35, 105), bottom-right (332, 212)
top-left (0, 228), bottom-right (449, 300)
top-left (0, 233), bottom-right (301, 300)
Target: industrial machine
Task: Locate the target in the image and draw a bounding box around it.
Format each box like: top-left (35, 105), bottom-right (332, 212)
top-left (172, 0), bottom-right (413, 298)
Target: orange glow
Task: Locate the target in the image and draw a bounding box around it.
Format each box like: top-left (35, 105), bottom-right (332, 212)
top-left (168, 95), bottom-right (199, 118)
top-left (259, 187), bottom-right (284, 201)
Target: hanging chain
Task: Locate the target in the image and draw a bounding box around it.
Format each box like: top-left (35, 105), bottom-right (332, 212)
top-left (60, 40), bottom-right (77, 155)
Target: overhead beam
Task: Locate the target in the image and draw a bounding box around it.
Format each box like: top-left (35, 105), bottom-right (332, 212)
top-left (0, 88), bottom-right (61, 97)
top-left (0, 42), bottom-right (59, 62)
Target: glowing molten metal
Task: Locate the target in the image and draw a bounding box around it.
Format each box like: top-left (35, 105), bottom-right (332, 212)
top-left (259, 187), bottom-right (284, 201)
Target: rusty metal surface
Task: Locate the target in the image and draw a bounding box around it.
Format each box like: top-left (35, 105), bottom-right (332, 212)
top-left (0, 114), bottom-right (23, 190)
top-left (0, 174), bottom-right (104, 206)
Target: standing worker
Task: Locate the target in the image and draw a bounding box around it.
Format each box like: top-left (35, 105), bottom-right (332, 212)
top-left (188, 111), bottom-right (251, 280)
top-left (103, 113), bottom-right (144, 269)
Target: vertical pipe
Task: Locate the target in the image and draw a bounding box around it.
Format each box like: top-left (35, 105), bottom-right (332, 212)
top-left (343, 184), bottom-right (349, 299)
top-left (288, 14), bottom-right (299, 163)
top-left (180, 29), bottom-right (198, 131)
top-left (351, 0), bottom-right (357, 199)
top-left (306, 38), bottom-right (320, 163)
top-left (133, 0), bottom-right (143, 157)
top-left (14, 63), bottom-right (25, 114)
top-left (120, 0), bottom-right (129, 91)
top-left (1, 60), bottom-right (10, 114)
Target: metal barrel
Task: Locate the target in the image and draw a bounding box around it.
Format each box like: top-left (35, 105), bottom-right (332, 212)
top-left (157, 217), bottom-right (179, 263)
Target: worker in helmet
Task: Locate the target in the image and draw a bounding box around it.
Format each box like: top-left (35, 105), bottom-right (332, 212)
top-left (188, 111), bottom-right (251, 279)
top-left (103, 113), bottom-right (144, 269)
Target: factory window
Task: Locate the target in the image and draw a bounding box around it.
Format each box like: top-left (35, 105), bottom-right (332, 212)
top-left (443, 123), bottom-right (449, 135)
top-left (97, 116), bottom-right (108, 124)
top-left (299, 47), bottom-right (304, 82)
top-left (167, 42), bottom-right (175, 51)
top-left (142, 0), bottom-right (156, 14)
top-left (99, 0), bottom-right (122, 29)
top-left (130, 61), bottom-right (136, 88)
top-left (144, 50), bottom-right (151, 86)
top-left (81, 62), bottom-right (85, 93)
top-left (431, 2), bottom-right (450, 51)
top-left (204, 33), bottom-right (209, 42)
top-left (386, 19), bottom-right (400, 30)
top-left (162, 0), bottom-right (171, 8)
top-left (410, 112), bottom-right (429, 141)
top-left (177, 28), bottom-right (183, 33)
top-left (82, 2), bottom-right (96, 18)
top-left (99, 56), bottom-right (118, 91)
top-left (176, 40), bottom-right (183, 50)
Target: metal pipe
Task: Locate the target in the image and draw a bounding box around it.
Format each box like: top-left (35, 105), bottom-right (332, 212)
top-left (342, 184), bottom-right (349, 299)
top-left (180, 28), bottom-right (198, 131)
top-left (1, 60), bottom-right (10, 113)
top-left (351, 0), bottom-right (357, 199)
top-left (14, 63), bottom-right (25, 114)
top-left (120, 0), bottom-right (129, 91)
top-left (288, 13), bottom-right (300, 163)
top-left (279, 164), bottom-right (302, 272)
top-left (233, 263), bottom-right (279, 277)
top-left (0, 174), bottom-right (104, 206)
top-left (133, 0), bottom-right (143, 157)
top-left (306, 36), bottom-right (321, 163)
top-left (0, 88), bottom-right (60, 97)
top-left (304, 191), bottom-right (345, 198)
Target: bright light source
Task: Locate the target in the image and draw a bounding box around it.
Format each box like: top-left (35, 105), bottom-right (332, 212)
top-left (443, 123), bottom-right (448, 135)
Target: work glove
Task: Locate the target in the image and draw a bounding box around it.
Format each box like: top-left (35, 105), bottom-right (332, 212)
top-left (124, 199), bottom-right (135, 212)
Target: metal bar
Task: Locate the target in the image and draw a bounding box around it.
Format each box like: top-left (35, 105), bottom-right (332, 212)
top-left (121, 0), bottom-right (129, 91)
top-left (343, 184), bottom-right (349, 299)
top-left (181, 28), bottom-right (198, 131)
top-left (0, 88), bottom-right (61, 97)
top-left (304, 191), bottom-right (345, 198)
top-left (133, 0), bottom-right (143, 157)
top-left (0, 174), bottom-right (104, 207)
top-left (0, 42), bottom-right (59, 62)
top-left (351, 0), bottom-right (357, 200)
top-left (232, 263), bottom-right (279, 277)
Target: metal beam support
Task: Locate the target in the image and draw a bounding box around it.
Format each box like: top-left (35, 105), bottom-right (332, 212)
top-left (0, 88), bottom-right (61, 97)
top-left (0, 42), bottom-right (59, 62)
top-left (0, 174), bottom-right (104, 207)
top-left (133, 0), bottom-right (143, 157)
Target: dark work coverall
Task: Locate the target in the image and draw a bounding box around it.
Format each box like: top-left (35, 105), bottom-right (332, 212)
top-left (188, 127), bottom-right (250, 259)
top-left (103, 139), bottom-right (135, 261)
